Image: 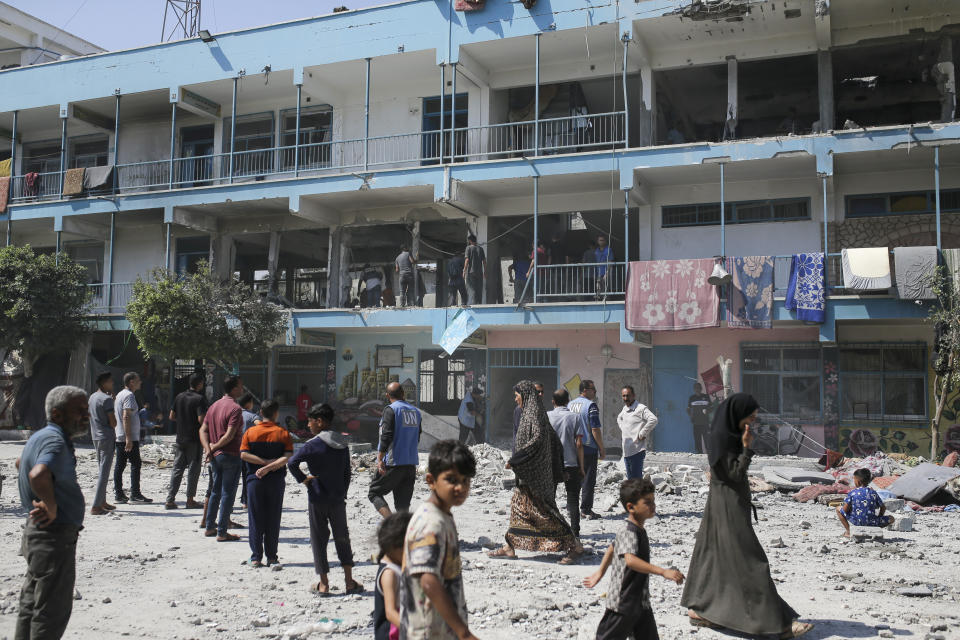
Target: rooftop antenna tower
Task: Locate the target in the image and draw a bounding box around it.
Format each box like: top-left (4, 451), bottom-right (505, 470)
top-left (162, 0), bottom-right (202, 41)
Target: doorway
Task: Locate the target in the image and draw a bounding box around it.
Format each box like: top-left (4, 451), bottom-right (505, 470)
top-left (180, 125), bottom-right (215, 187)
top-left (487, 348), bottom-right (558, 444)
top-left (652, 345), bottom-right (698, 452)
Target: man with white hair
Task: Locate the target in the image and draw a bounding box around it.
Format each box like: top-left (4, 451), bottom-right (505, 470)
top-left (15, 385), bottom-right (88, 640)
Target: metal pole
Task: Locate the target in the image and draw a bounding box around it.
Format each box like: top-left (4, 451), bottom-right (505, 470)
top-left (623, 190), bottom-right (630, 265)
top-left (439, 64), bottom-right (445, 164)
top-left (168, 102), bottom-right (177, 189)
top-left (59, 116), bottom-right (67, 198)
top-left (822, 175), bottom-right (828, 256)
top-left (106, 212), bottom-right (115, 308)
top-left (8, 110), bottom-right (15, 246)
top-left (55, 230), bottom-right (61, 264)
top-left (294, 83), bottom-right (302, 177)
top-left (113, 94), bottom-right (120, 193)
top-left (532, 175), bottom-right (539, 303)
top-left (364, 57), bottom-right (371, 171)
top-left (229, 77), bottom-right (237, 184)
top-left (449, 63), bottom-right (457, 161)
top-left (622, 36), bottom-right (629, 148)
top-left (719, 163), bottom-right (725, 256)
top-left (534, 33), bottom-right (541, 156)
top-left (165, 222), bottom-right (172, 271)
top-left (935, 146), bottom-right (942, 250)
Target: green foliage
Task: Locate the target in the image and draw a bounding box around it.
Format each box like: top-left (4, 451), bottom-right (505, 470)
top-left (0, 245), bottom-right (90, 365)
top-left (928, 264), bottom-right (960, 459)
top-left (125, 263), bottom-right (286, 367)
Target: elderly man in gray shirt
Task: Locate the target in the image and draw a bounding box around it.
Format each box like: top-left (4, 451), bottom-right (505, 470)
top-left (88, 372), bottom-right (117, 515)
top-left (547, 387), bottom-right (585, 539)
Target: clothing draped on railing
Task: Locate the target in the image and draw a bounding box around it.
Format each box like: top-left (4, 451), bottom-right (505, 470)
top-left (625, 258), bottom-right (719, 331)
top-left (726, 256), bottom-right (774, 329)
top-left (841, 247), bottom-right (891, 290)
top-left (784, 252), bottom-right (825, 324)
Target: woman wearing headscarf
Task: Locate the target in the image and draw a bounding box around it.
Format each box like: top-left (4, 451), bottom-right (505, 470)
top-left (681, 393), bottom-right (813, 639)
top-left (488, 380), bottom-right (582, 564)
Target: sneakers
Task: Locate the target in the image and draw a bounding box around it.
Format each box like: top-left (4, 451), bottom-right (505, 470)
top-left (130, 494), bottom-right (153, 503)
top-left (114, 493), bottom-right (129, 504)
top-left (580, 510), bottom-right (601, 520)
top-left (164, 501), bottom-right (178, 510)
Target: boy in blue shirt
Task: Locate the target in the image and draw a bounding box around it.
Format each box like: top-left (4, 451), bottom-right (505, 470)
top-left (837, 468), bottom-right (894, 537)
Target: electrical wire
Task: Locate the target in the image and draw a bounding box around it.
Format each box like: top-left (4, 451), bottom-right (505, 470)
top-left (29, 0), bottom-right (93, 66)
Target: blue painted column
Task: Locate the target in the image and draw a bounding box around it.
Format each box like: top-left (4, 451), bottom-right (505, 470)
top-left (719, 162), bottom-right (725, 256)
top-left (165, 222), bottom-right (172, 270)
top-left (534, 33), bottom-right (540, 156)
top-left (113, 92), bottom-right (120, 193)
top-left (294, 83), bottom-right (302, 177)
top-left (229, 76), bottom-right (237, 184)
top-left (106, 212), bottom-right (115, 309)
top-left (622, 33), bottom-right (629, 148)
top-left (449, 63), bottom-right (457, 160)
top-left (7, 110), bottom-right (15, 246)
top-left (58, 112), bottom-right (67, 198)
top-left (935, 146), bottom-right (941, 250)
top-left (532, 175), bottom-right (539, 302)
top-left (168, 101), bottom-right (177, 189)
top-left (55, 230), bottom-right (61, 265)
top-left (623, 189), bottom-right (630, 266)
top-left (822, 175), bottom-right (829, 286)
top-left (364, 57), bottom-right (371, 171)
top-left (438, 63), bottom-right (445, 164)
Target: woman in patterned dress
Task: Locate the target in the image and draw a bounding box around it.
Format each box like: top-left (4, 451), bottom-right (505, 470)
top-left (488, 380), bottom-right (582, 564)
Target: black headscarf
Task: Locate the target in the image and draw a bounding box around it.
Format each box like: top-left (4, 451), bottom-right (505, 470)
top-left (706, 392), bottom-right (759, 468)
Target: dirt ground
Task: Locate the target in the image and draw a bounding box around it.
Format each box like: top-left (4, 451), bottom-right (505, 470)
top-left (0, 440), bottom-right (958, 640)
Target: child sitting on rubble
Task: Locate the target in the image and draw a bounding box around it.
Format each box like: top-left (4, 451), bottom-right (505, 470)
top-left (583, 477), bottom-right (685, 640)
top-left (373, 510), bottom-right (413, 640)
top-left (836, 468), bottom-right (895, 538)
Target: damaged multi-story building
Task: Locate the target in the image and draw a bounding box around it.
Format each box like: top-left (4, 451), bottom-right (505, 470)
top-left (1, 0), bottom-right (958, 459)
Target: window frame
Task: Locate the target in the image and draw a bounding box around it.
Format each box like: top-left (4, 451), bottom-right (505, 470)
top-left (838, 343), bottom-right (928, 424)
top-left (662, 197), bottom-right (811, 228)
top-left (740, 343), bottom-right (822, 422)
top-left (845, 189), bottom-right (960, 218)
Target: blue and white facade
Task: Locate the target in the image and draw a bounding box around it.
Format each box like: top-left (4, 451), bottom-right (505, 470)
top-left (2, 0), bottom-right (958, 456)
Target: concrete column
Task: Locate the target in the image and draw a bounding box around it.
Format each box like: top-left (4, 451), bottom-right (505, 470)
top-left (475, 216), bottom-right (493, 304)
top-left (817, 50), bottom-right (835, 132)
top-left (326, 226), bottom-right (342, 308)
top-left (267, 231), bottom-right (282, 296)
top-left (934, 36), bottom-right (956, 123)
top-left (636, 65), bottom-right (655, 147)
top-left (209, 234), bottom-right (235, 282)
top-left (411, 221), bottom-right (421, 305)
top-left (723, 56), bottom-right (737, 141)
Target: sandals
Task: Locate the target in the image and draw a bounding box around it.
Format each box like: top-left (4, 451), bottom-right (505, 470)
top-left (310, 582), bottom-right (330, 596)
top-left (688, 614), bottom-right (719, 629)
top-left (487, 547), bottom-right (517, 559)
top-left (780, 621), bottom-right (814, 639)
top-left (345, 581), bottom-right (364, 595)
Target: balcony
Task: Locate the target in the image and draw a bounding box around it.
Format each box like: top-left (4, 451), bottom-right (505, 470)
top-left (8, 112), bottom-right (625, 204)
top-left (87, 282), bottom-right (134, 314)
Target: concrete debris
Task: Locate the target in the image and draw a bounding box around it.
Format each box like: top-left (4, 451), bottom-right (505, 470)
top-left (898, 586), bottom-right (934, 598)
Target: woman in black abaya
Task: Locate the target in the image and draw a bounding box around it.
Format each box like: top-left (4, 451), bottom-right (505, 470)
top-left (681, 393), bottom-right (813, 639)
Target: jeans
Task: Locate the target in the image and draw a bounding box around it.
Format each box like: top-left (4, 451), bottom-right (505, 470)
top-left (514, 278), bottom-right (527, 303)
top-left (563, 467), bottom-right (582, 537)
top-left (692, 423), bottom-right (709, 454)
top-left (113, 441), bottom-right (141, 497)
top-left (466, 274), bottom-right (483, 305)
top-left (365, 285), bottom-right (381, 307)
top-left (16, 521), bottom-right (80, 640)
top-left (399, 275), bottom-right (414, 306)
top-left (448, 279), bottom-right (467, 306)
top-left (206, 454), bottom-right (242, 536)
top-left (309, 500), bottom-right (354, 574)
top-left (580, 447), bottom-right (599, 514)
top-left (92, 439), bottom-right (115, 508)
top-left (166, 441), bottom-right (202, 502)
top-left (246, 471), bottom-right (285, 562)
top-left (624, 450), bottom-right (646, 480)
top-left (458, 422), bottom-right (475, 445)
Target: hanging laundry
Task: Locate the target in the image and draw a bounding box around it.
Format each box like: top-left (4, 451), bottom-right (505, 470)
top-left (0, 157), bottom-right (11, 178)
top-left (784, 252), bottom-right (825, 324)
top-left (841, 247), bottom-right (891, 290)
top-left (62, 168), bottom-right (85, 196)
top-left (82, 165), bottom-right (114, 190)
top-left (726, 256), bottom-right (774, 329)
top-left (24, 172), bottom-right (39, 197)
top-left (625, 258), bottom-right (719, 331)
top-left (0, 176), bottom-right (9, 213)
top-left (893, 246), bottom-right (937, 300)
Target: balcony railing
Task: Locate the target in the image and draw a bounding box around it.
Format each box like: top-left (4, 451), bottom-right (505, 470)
top-left (8, 112), bottom-right (626, 203)
top-left (87, 282), bottom-right (134, 314)
top-left (533, 262), bottom-right (627, 300)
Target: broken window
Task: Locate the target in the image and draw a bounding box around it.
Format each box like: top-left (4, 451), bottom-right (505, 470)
top-left (742, 345), bottom-right (821, 421)
top-left (839, 344), bottom-right (926, 422)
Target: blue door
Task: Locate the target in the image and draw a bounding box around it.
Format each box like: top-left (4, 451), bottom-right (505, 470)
top-left (652, 345), bottom-right (698, 452)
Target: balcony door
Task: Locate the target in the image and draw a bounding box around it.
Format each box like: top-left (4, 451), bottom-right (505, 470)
top-left (421, 93), bottom-right (467, 165)
top-left (180, 125), bottom-right (215, 187)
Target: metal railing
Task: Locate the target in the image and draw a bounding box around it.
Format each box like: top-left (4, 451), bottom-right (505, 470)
top-left (87, 282), bottom-right (134, 314)
top-left (534, 262), bottom-right (627, 299)
top-left (771, 253), bottom-right (891, 297)
top-left (8, 111), bottom-right (626, 203)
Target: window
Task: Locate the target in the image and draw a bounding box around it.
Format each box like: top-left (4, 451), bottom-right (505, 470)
top-left (69, 135), bottom-right (109, 168)
top-left (662, 198), bottom-right (809, 227)
top-left (175, 236), bottom-right (209, 275)
top-left (418, 348), bottom-right (485, 415)
top-left (280, 105), bottom-right (332, 170)
top-left (742, 345), bottom-right (821, 421)
top-left (839, 344), bottom-right (926, 422)
top-left (22, 140), bottom-right (61, 175)
top-left (846, 189), bottom-right (960, 218)
top-left (422, 93), bottom-right (468, 165)
top-left (222, 113), bottom-right (275, 177)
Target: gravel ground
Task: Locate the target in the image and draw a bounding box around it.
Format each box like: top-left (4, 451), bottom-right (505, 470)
top-left (0, 441), bottom-right (958, 640)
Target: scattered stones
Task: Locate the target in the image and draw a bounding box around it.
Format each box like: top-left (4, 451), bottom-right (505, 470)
top-left (898, 586), bottom-right (934, 597)
top-left (770, 537), bottom-right (787, 548)
top-left (101, 597), bottom-right (112, 604)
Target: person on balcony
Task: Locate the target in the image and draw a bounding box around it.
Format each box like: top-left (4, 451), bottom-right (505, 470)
top-left (359, 264), bottom-right (383, 308)
top-left (395, 245), bottom-right (416, 307)
top-left (447, 253), bottom-right (467, 306)
top-left (594, 234), bottom-right (614, 300)
top-left (463, 234), bottom-right (485, 306)
top-left (508, 249), bottom-right (530, 304)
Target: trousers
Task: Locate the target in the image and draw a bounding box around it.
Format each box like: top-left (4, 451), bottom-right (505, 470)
top-left (16, 521), bottom-right (80, 640)
top-left (92, 439), bottom-right (115, 507)
top-left (466, 274), bottom-right (483, 305)
top-left (595, 608), bottom-right (659, 640)
top-left (246, 471), bottom-right (285, 562)
top-left (206, 454), bottom-right (241, 535)
top-left (458, 422), bottom-right (475, 445)
top-left (563, 467), bottom-right (583, 537)
top-left (366, 285), bottom-right (382, 307)
top-left (308, 500), bottom-right (354, 574)
top-left (624, 450), bottom-right (647, 480)
top-left (113, 441), bottom-right (141, 496)
top-left (399, 275), bottom-right (414, 307)
top-left (580, 447), bottom-right (599, 513)
top-left (368, 465), bottom-right (416, 513)
top-left (166, 441), bottom-right (203, 502)
top-left (448, 279), bottom-right (467, 306)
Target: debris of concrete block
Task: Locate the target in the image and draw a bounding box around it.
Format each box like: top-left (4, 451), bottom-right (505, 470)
top-left (889, 513), bottom-right (915, 532)
top-left (851, 525), bottom-right (884, 542)
top-left (897, 585), bottom-right (933, 597)
top-left (883, 498), bottom-right (905, 512)
top-left (501, 472), bottom-right (516, 490)
top-left (769, 537), bottom-right (786, 548)
top-left (888, 462), bottom-right (960, 503)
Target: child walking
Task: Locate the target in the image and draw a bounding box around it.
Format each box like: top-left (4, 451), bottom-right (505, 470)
top-left (239, 399), bottom-right (293, 567)
top-left (402, 440), bottom-right (480, 640)
top-left (584, 478), bottom-right (684, 640)
top-left (286, 403), bottom-right (362, 594)
top-left (837, 468), bottom-right (895, 537)
top-left (374, 511), bottom-right (413, 640)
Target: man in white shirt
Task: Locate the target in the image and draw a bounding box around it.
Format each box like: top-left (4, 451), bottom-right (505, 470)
top-left (616, 385), bottom-right (658, 480)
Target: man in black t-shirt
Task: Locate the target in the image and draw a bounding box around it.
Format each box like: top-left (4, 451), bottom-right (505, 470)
top-left (165, 373), bottom-right (208, 509)
top-left (463, 234), bottom-right (485, 306)
top-left (687, 382), bottom-right (711, 454)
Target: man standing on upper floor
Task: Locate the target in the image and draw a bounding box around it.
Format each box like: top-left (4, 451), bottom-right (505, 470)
top-left (200, 375), bottom-right (245, 542)
top-left (617, 385), bottom-right (658, 480)
top-left (593, 234), bottom-right (614, 299)
top-left (568, 379), bottom-right (604, 520)
top-left (447, 252), bottom-right (467, 307)
top-left (395, 245), bottom-right (417, 307)
top-left (88, 372), bottom-right (117, 516)
top-left (113, 372), bottom-right (152, 504)
top-left (463, 234), bottom-right (486, 306)
top-left (369, 382), bottom-right (421, 518)
top-left (547, 388), bottom-right (585, 540)
top-left (165, 373), bottom-right (207, 510)
top-left (15, 386), bottom-right (89, 640)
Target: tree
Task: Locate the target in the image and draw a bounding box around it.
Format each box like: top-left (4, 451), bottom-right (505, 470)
top-left (125, 263), bottom-right (287, 368)
top-left (0, 245), bottom-right (90, 375)
top-left (929, 264), bottom-right (960, 460)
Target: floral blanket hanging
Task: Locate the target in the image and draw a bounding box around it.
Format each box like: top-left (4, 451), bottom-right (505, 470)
top-left (625, 259), bottom-right (719, 331)
top-left (726, 256), bottom-right (774, 329)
